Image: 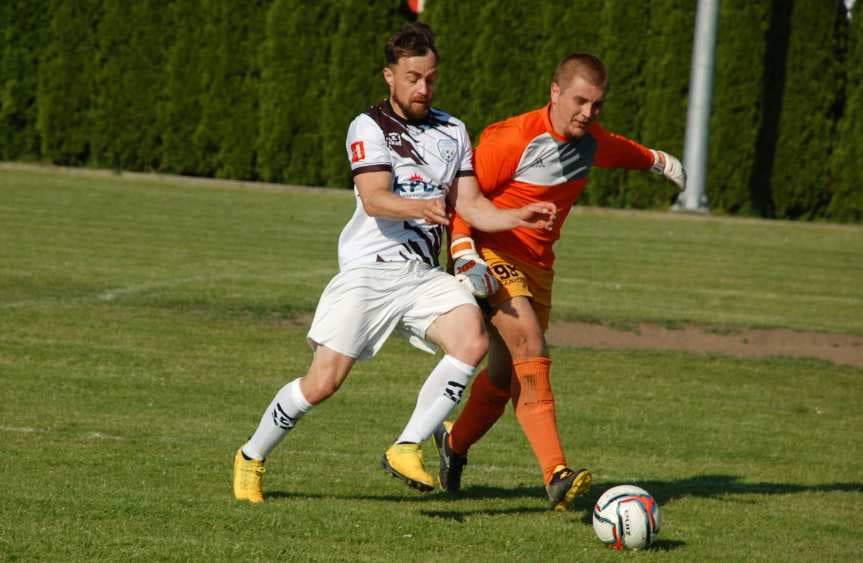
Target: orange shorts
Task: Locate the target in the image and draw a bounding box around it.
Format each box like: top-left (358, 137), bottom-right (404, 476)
top-left (479, 247), bottom-right (554, 331)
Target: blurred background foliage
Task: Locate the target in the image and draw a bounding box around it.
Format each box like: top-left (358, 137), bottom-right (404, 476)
top-left (1, 0), bottom-right (860, 221)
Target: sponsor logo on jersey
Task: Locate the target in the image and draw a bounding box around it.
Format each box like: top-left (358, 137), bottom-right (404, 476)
top-left (396, 173), bottom-right (440, 195)
top-left (438, 139), bottom-right (458, 162)
top-left (386, 132), bottom-right (402, 147)
top-left (350, 141), bottom-right (365, 163)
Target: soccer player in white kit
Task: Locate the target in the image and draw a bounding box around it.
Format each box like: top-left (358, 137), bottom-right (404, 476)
top-left (232, 22), bottom-right (556, 502)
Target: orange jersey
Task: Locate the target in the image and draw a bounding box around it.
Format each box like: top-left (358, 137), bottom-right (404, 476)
top-left (453, 104), bottom-right (655, 268)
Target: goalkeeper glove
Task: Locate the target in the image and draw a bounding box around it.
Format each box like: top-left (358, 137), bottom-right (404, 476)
top-left (650, 149), bottom-right (687, 191)
top-left (450, 237), bottom-right (499, 298)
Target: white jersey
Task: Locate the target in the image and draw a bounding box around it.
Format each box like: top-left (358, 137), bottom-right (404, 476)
top-left (338, 100), bottom-right (474, 270)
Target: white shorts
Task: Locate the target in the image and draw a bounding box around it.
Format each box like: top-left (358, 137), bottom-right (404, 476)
top-left (307, 261), bottom-right (478, 361)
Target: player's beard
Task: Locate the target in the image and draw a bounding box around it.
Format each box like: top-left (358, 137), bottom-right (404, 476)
top-left (393, 94), bottom-right (430, 122)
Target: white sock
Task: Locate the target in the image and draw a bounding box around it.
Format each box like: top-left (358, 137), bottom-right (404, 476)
top-left (242, 378), bottom-right (312, 461)
top-left (396, 354), bottom-right (475, 444)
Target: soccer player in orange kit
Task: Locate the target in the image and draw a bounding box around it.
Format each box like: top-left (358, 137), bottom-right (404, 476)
top-left (434, 52), bottom-right (686, 511)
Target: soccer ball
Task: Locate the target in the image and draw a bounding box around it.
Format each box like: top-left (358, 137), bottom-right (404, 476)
top-left (592, 484), bottom-right (661, 550)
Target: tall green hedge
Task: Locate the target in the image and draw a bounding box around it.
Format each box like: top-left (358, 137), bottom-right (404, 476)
top-left (159, 0), bottom-right (205, 176)
top-left (0, 1), bottom-right (48, 161)
top-left (769, 0), bottom-right (848, 220)
top-left (0, 0), bottom-right (859, 222)
top-left (706, 0), bottom-right (771, 216)
top-left (194, 0), bottom-right (270, 180)
top-left (463, 3), bottom-right (547, 136)
top-left (829, 0), bottom-right (863, 223)
top-left (90, 0), bottom-right (167, 170)
top-left (257, 0), bottom-right (335, 185)
top-left (36, 0), bottom-right (102, 165)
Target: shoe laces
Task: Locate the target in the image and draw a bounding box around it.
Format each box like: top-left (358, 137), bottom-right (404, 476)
top-left (551, 465), bottom-right (574, 483)
top-left (240, 460), bottom-right (266, 477)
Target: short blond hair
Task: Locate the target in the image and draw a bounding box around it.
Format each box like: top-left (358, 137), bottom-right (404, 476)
top-left (552, 53), bottom-right (609, 92)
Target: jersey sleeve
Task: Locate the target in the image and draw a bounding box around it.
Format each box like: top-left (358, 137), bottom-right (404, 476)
top-left (473, 121), bottom-right (524, 194)
top-left (346, 114), bottom-right (392, 175)
top-left (591, 122), bottom-right (655, 170)
top-left (449, 121), bottom-right (482, 240)
top-left (455, 121), bottom-right (475, 178)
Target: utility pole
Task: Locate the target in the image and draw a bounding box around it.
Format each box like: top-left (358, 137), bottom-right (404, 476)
top-left (674, 0), bottom-right (719, 213)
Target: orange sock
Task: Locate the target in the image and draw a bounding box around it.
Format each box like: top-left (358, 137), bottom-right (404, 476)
top-left (511, 357), bottom-right (565, 485)
top-left (449, 368), bottom-right (510, 455)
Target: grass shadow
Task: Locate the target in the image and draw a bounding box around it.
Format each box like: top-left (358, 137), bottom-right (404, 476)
top-left (578, 474), bottom-right (863, 525)
top-left (266, 490), bottom-right (432, 503)
top-left (419, 506), bottom-right (547, 522)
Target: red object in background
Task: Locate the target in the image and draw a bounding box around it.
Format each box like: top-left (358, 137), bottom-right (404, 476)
top-left (407, 0), bottom-right (424, 14)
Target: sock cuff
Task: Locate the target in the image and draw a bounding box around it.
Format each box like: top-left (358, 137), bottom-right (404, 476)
top-left (290, 378), bottom-right (312, 412)
top-left (442, 354), bottom-right (476, 375)
top-left (512, 356), bottom-right (551, 378)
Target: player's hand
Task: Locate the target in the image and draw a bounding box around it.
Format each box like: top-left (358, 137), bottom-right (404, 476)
top-left (450, 237), bottom-right (499, 298)
top-left (513, 202), bottom-right (557, 231)
top-left (650, 149), bottom-right (686, 191)
top-left (419, 197), bottom-right (449, 225)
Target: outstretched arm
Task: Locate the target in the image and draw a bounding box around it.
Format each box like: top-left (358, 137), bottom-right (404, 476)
top-left (591, 123), bottom-right (686, 192)
top-left (448, 174), bottom-right (556, 233)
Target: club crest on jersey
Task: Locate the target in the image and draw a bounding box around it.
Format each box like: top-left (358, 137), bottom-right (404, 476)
top-left (350, 141), bottom-right (365, 163)
top-left (386, 132), bottom-right (402, 147)
top-left (438, 139), bottom-right (458, 163)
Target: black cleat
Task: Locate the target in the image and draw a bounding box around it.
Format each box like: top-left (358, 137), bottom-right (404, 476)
top-left (546, 465), bottom-right (592, 511)
top-left (432, 421), bottom-right (468, 491)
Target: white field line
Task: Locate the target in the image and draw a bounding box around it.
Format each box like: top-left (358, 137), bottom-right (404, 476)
top-left (0, 425), bottom-right (42, 433)
top-left (1, 269), bottom-right (336, 309)
top-left (555, 276), bottom-right (863, 306)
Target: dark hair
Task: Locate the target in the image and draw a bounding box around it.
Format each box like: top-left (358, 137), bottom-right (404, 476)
top-left (384, 22), bottom-right (438, 65)
top-left (553, 52), bottom-right (609, 92)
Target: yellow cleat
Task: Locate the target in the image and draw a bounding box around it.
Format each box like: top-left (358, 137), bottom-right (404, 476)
top-left (547, 465), bottom-right (592, 512)
top-left (380, 443), bottom-right (434, 492)
top-left (233, 448), bottom-right (265, 503)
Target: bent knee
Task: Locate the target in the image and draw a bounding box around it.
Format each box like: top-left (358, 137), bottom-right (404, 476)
top-left (301, 376), bottom-right (342, 404)
top-left (509, 332), bottom-right (546, 359)
top-left (449, 324), bottom-right (488, 365)
top-left (302, 357), bottom-right (351, 404)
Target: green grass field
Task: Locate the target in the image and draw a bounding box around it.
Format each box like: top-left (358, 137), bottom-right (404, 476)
top-left (2, 165), bottom-right (862, 561)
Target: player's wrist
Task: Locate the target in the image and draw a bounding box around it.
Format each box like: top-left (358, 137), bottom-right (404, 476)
top-left (649, 149), bottom-right (666, 174)
top-left (450, 236), bottom-right (477, 259)
top-left (450, 238), bottom-right (498, 298)
top-left (649, 149), bottom-right (686, 191)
